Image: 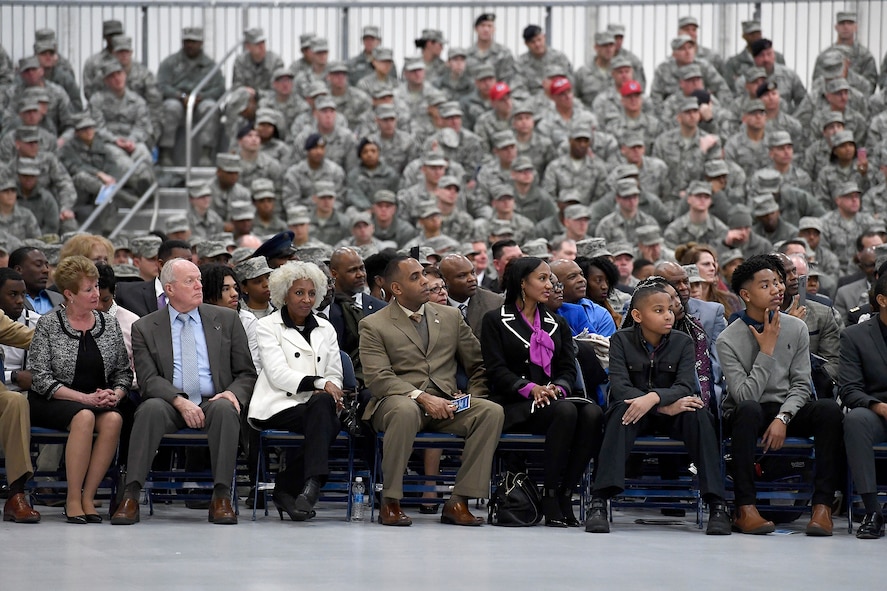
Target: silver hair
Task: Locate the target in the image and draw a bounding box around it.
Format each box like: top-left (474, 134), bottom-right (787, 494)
top-left (159, 257), bottom-right (192, 288)
top-left (268, 261), bottom-right (328, 309)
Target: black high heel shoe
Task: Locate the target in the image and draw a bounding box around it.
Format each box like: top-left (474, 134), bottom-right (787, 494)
top-left (294, 478), bottom-right (321, 518)
top-left (273, 490), bottom-right (315, 522)
top-left (558, 489), bottom-right (581, 527)
top-left (542, 489), bottom-right (568, 528)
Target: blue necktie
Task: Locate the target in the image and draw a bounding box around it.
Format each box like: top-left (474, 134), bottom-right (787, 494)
top-left (178, 313), bottom-right (201, 404)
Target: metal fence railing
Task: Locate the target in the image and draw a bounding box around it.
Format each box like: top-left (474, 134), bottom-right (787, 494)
top-left (2, 1), bottom-right (885, 101)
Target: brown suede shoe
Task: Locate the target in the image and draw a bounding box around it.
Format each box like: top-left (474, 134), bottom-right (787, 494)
top-left (805, 503), bottom-right (833, 536)
top-left (2, 493), bottom-right (41, 523)
top-left (208, 498), bottom-right (238, 524)
top-left (441, 498), bottom-right (484, 526)
top-left (110, 497), bottom-right (140, 525)
top-left (378, 499), bottom-right (412, 526)
top-left (732, 504), bottom-right (775, 534)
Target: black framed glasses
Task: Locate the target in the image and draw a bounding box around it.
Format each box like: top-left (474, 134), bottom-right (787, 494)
top-left (429, 285), bottom-right (448, 294)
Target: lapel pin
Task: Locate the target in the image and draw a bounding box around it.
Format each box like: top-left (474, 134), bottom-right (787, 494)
top-left (434, 318), bottom-right (440, 324)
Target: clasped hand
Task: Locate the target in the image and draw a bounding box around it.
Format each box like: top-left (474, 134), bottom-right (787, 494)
top-left (89, 388), bottom-right (120, 409)
top-left (531, 384), bottom-right (559, 409)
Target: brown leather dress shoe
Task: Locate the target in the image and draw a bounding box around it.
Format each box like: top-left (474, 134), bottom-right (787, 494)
top-left (732, 504), bottom-right (775, 534)
top-left (805, 503), bottom-right (833, 536)
top-left (378, 499), bottom-right (412, 526)
top-left (441, 498), bottom-right (484, 526)
top-left (208, 498), bottom-right (238, 524)
top-left (110, 497), bottom-right (141, 525)
top-left (3, 493), bottom-right (41, 523)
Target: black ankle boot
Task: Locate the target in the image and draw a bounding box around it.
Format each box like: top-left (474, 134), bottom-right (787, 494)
top-left (542, 488), bottom-right (568, 528)
top-left (558, 487), bottom-right (580, 527)
top-left (294, 477), bottom-right (322, 518)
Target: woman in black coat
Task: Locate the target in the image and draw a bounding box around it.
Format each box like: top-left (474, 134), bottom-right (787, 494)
top-left (480, 257), bottom-right (603, 527)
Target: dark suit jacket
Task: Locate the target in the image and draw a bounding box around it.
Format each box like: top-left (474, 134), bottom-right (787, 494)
top-left (838, 317), bottom-right (887, 409)
top-left (131, 304), bottom-right (257, 407)
top-left (24, 289), bottom-right (64, 313)
top-left (463, 288), bottom-right (504, 340)
top-left (116, 280), bottom-right (159, 318)
top-left (479, 303), bottom-right (576, 411)
top-left (358, 301), bottom-right (488, 419)
top-left (328, 291), bottom-right (387, 349)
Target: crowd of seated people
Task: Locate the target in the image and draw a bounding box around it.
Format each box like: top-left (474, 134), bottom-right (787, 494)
top-left (2, 9), bottom-right (887, 539)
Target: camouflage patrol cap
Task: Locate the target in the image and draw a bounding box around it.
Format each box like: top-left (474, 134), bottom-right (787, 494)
top-left (767, 130), bottom-right (793, 147)
top-left (679, 64), bottom-right (703, 80)
top-left (229, 201), bottom-right (255, 221)
top-left (15, 126), bottom-right (40, 143)
top-left (704, 159), bottom-right (729, 177)
top-left (272, 67), bottom-right (294, 80)
top-left (182, 27), bottom-right (204, 42)
top-left (243, 27), bottom-right (266, 44)
top-left (216, 153), bottom-right (242, 173)
top-left (164, 214), bottom-right (190, 235)
top-left (197, 240), bottom-right (230, 260)
top-left (521, 238), bottom-right (551, 259)
top-left (130, 235), bottom-right (162, 258)
top-left (16, 158), bottom-right (40, 176)
top-left (102, 59), bottom-right (124, 78)
top-left (234, 256), bottom-right (273, 282)
top-left (103, 20), bottom-right (124, 37)
top-left (751, 193), bottom-right (780, 216)
top-left (636, 225), bottom-right (662, 246)
top-left (576, 237), bottom-right (609, 258)
top-left (488, 220), bottom-right (515, 237)
top-left (112, 35), bottom-right (133, 52)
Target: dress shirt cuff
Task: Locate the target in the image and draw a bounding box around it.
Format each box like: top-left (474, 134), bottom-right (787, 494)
top-left (313, 377), bottom-right (327, 391)
top-left (408, 389), bottom-right (424, 400)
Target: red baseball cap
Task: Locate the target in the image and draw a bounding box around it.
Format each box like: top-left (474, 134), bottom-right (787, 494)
top-left (620, 80), bottom-right (643, 96)
top-left (550, 76), bottom-right (572, 95)
top-left (489, 82), bottom-right (511, 101)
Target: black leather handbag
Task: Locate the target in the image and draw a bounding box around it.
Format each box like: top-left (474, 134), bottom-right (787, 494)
top-left (488, 471), bottom-right (543, 526)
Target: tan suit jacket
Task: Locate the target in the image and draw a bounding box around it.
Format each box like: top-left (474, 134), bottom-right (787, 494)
top-left (359, 301), bottom-right (488, 420)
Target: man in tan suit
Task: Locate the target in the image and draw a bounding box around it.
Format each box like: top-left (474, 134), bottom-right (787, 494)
top-left (359, 255), bottom-right (504, 526)
top-left (0, 308), bottom-right (41, 523)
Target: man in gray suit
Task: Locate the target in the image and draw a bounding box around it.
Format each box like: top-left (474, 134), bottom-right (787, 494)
top-left (359, 255), bottom-right (504, 526)
top-left (439, 254), bottom-right (504, 340)
top-left (111, 259), bottom-right (257, 525)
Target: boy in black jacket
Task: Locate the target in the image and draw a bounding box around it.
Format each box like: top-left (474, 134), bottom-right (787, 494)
top-left (585, 281), bottom-right (730, 535)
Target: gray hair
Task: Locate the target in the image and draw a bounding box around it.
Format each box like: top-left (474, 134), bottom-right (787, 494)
top-left (159, 257), bottom-right (192, 288)
top-left (268, 261), bottom-right (328, 309)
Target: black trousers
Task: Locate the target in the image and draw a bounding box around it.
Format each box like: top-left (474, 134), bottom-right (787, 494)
top-left (504, 399), bottom-right (603, 491)
top-left (593, 401), bottom-right (726, 502)
top-left (253, 395), bottom-right (341, 495)
top-left (726, 399), bottom-right (844, 506)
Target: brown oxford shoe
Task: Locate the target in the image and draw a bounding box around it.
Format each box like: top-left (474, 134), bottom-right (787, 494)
top-left (732, 504), bottom-right (775, 535)
top-left (441, 498), bottom-right (484, 526)
top-left (208, 497), bottom-right (238, 524)
top-left (378, 498), bottom-right (412, 526)
top-left (3, 493), bottom-right (41, 523)
top-left (805, 503), bottom-right (833, 536)
top-left (110, 497), bottom-right (140, 525)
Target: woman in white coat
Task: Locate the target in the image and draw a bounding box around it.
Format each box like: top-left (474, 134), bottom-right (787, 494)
top-left (248, 261), bottom-right (344, 522)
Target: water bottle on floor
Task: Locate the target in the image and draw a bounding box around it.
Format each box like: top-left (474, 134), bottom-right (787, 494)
top-left (351, 477), bottom-right (366, 522)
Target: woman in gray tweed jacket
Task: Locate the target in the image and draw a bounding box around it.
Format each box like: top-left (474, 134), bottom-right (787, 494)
top-left (27, 256), bottom-right (133, 524)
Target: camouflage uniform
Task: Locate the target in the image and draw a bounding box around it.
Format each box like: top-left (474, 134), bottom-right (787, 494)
top-left (43, 64), bottom-right (83, 112)
top-left (260, 138), bottom-right (292, 165)
top-left (0, 45), bottom-right (13, 87)
top-left (395, 84), bottom-right (439, 134)
top-left (536, 107), bottom-right (596, 148)
top-left (82, 48), bottom-right (112, 99)
top-left (474, 111), bottom-right (513, 152)
top-left (813, 42), bottom-right (879, 90)
top-left (348, 52), bottom-right (397, 88)
top-left (0, 205), bottom-right (41, 240)
top-left (659, 93), bottom-right (726, 137)
top-left (862, 184), bottom-right (887, 220)
top-left (515, 49), bottom-right (572, 97)
top-left (649, 58), bottom-right (732, 106)
top-left (476, 213), bottom-right (536, 244)
top-left (346, 163), bottom-right (400, 210)
top-left (594, 209), bottom-right (659, 244)
top-left (124, 61), bottom-right (163, 145)
top-left (331, 86), bottom-right (372, 129)
top-left (281, 160), bottom-right (346, 211)
top-left (238, 152), bottom-right (284, 193)
top-left (395, 183), bottom-right (436, 223)
top-left (794, 79), bottom-right (870, 133)
top-left (89, 87), bottom-right (155, 150)
top-left (253, 214), bottom-right (289, 237)
top-left (441, 209), bottom-right (481, 244)
top-left (258, 92), bottom-right (310, 141)
top-left (573, 63), bottom-right (612, 110)
top-left (723, 48), bottom-right (786, 87)
top-left (156, 48), bottom-right (225, 150)
top-left (2, 80), bottom-right (73, 136)
top-left (208, 179), bottom-right (251, 221)
top-left (868, 111), bottom-right (887, 149)
top-left (814, 163), bottom-right (882, 209)
top-left (516, 133), bottom-right (557, 180)
top-left (232, 51), bottom-right (285, 92)
top-left (369, 129), bottom-right (420, 176)
top-left (735, 64), bottom-right (807, 114)
top-left (651, 128), bottom-right (718, 202)
top-left (663, 213), bottom-right (730, 248)
top-left (591, 189), bottom-right (672, 229)
top-left (356, 74), bottom-right (397, 100)
top-left (187, 206), bottom-right (225, 239)
top-left (3, 151), bottom-right (76, 214)
top-left (16, 186), bottom-right (59, 235)
top-left (421, 129), bottom-right (486, 181)
top-left (433, 72), bottom-right (474, 103)
top-left (818, 210), bottom-right (878, 272)
top-left (291, 126), bottom-right (359, 172)
top-left (601, 110), bottom-right (664, 153)
top-left (58, 135), bottom-right (145, 204)
top-left (372, 215), bottom-right (419, 247)
top-left (309, 209), bottom-right (351, 246)
top-left (724, 130), bottom-right (771, 179)
top-left (513, 183), bottom-right (558, 222)
top-left (777, 166), bottom-right (814, 193)
top-left (0, 127), bottom-right (57, 160)
top-left (459, 90), bottom-right (491, 132)
top-left (764, 111), bottom-right (806, 152)
top-left (541, 153), bottom-right (609, 204)
top-left (465, 43), bottom-right (516, 84)
top-left (801, 138), bottom-right (833, 182)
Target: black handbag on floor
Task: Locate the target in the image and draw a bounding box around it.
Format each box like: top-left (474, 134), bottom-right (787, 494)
top-left (488, 471), bottom-right (543, 526)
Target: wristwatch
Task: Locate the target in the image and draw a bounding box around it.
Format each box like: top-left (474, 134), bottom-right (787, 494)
top-left (409, 391), bottom-right (422, 401)
top-left (776, 412), bottom-right (791, 425)
top-left (10, 370), bottom-right (18, 385)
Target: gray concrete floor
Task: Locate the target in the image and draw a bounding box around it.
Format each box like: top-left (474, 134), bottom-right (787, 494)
top-left (2, 502), bottom-right (882, 590)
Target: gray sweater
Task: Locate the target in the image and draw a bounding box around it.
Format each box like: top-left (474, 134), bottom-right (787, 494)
top-left (716, 312), bottom-right (811, 417)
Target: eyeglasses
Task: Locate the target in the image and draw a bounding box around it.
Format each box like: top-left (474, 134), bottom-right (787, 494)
top-left (552, 282), bottom-right (564, 292)
top-left (429, 285), bottom-right (448, 294)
